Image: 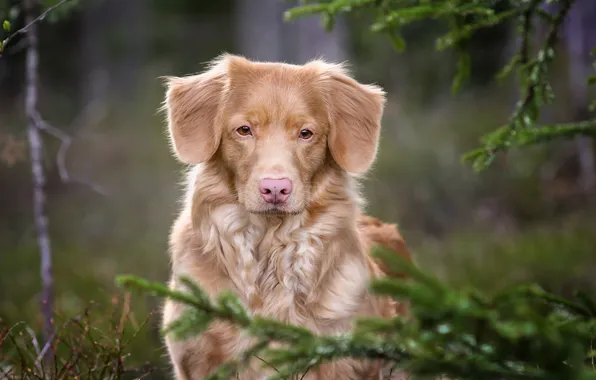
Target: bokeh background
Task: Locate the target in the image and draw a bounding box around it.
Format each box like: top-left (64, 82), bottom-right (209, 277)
top-left (1, 0), bottom-right (595, 376)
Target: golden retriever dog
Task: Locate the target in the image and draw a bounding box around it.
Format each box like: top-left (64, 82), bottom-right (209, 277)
top-left (161, 54), bottom-right (411, 379)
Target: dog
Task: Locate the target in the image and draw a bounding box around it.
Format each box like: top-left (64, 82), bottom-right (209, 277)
top-left (161, 54), bottom-right (411, 379)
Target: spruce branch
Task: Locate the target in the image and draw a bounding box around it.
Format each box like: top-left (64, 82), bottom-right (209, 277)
top-left (463, 119), bottom-right (596, 167)
top-left (284, 0), bottom-right (594, 172)
top-left (116, 249), bottom-right (596, 379)
top-left (465, 0), bottom-right (576, 171)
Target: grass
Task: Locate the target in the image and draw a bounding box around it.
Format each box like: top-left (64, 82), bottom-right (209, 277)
top-left (416, 215), bottom-right (596, 296)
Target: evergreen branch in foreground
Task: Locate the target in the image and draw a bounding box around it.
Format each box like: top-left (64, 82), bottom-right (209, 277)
top-left (116, 250), bottom-right (596, 379)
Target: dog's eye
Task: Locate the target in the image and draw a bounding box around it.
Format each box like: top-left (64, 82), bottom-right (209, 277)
top-left (236, 126), bottom-right (252, 136)
top-left (299, 129), bottom-right (313, 140)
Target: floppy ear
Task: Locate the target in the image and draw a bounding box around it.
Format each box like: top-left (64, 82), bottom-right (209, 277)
top-left (163, 58), bottom-right (228, 164)
top-left (322, 67), bottom-right (386, 174)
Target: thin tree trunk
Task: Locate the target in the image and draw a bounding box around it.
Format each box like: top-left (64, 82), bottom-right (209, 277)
top-left (80, 0), bottom-right (109, 108)
top-left (566, 0), bottom-right (596, 193)
top-left (291, 13), bottom-right (347, 64)
top-left (235, 0), bottom-right (284, 61)
top-left (24, 0), bottom-right (54, 353)
top-left (110, 0), bottom-right (147, 102)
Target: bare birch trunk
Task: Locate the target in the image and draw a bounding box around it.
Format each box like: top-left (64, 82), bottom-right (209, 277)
top-left (24, 0), bottom-right (54, 353)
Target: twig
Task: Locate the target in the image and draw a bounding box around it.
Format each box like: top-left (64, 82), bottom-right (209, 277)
top-left (25, 327), bottom-right (44, 374)
top-left (254, 351), bottom-right (281, 375)
top-left (465, 0), bottom-right (579, 169)
top-left (0, 322), bottom-right (26, 346)
top-left (118, 292), bottom-right (132, 336)
top-left (514, 0), bottom-right (574, 121)
top-left (299, 365), bottom-right (312, 380)
top-left (0, 0), bottom-right (74, 56)
top-left (518, 0), bottom-right (541, 67)
top-left (35, 107), bottom-right (109, 196)
top-left (35, 69), bottom-right (109, 195)
top-left (25, 327), bottom-right (42, 357)
top-left (34, 314), bottom-right (85, 371)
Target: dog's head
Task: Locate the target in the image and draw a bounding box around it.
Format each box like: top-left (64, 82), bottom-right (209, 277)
top-left (163, 54), bottom-right (385, 215)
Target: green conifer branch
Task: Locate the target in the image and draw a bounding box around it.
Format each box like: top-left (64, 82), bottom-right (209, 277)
top-left (464, 119), bottom-right (596, 170)
top-left (285, 0), bottom-right (594, 172)
top-left (116, 250), bottom-right (596, 379)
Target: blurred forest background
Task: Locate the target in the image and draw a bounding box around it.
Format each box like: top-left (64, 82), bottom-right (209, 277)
top-left (1, 0), bottom-right (595, 377)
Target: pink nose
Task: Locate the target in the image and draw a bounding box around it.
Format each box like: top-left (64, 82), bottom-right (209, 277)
top-left (259, 178), bottom-right (293, 204)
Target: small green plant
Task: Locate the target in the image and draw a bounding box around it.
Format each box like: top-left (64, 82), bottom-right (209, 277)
top-left (116, 249), bottom-right (596, 380)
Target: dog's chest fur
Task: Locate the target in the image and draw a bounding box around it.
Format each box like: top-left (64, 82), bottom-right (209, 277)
top-left (196, 203), bottom-right (370, 328)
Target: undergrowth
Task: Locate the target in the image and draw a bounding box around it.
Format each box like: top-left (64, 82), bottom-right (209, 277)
top-left (0, 293), bottom-right (160, 380)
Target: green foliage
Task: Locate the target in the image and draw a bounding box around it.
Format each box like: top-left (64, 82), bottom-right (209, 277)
top-left (284, 0), bottom-right (596, 172)
top-left (116, 249), bottom-right (596, 380)
top-left (1, 0), bottom-right (593, 378)
top-left (463, 119), bottom-right (596, 170)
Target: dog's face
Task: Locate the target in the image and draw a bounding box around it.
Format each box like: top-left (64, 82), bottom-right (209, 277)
top-left (164, 55), bottom-right (385, 214)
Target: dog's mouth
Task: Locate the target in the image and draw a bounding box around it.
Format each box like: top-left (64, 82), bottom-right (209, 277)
top-left (248, 204), bottom-right (303, 216)
top-left (250, 208), bottom-right (302, 216)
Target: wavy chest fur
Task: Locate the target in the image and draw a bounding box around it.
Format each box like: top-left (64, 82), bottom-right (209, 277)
top-left (195, 203), bottom-right (370, 328)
